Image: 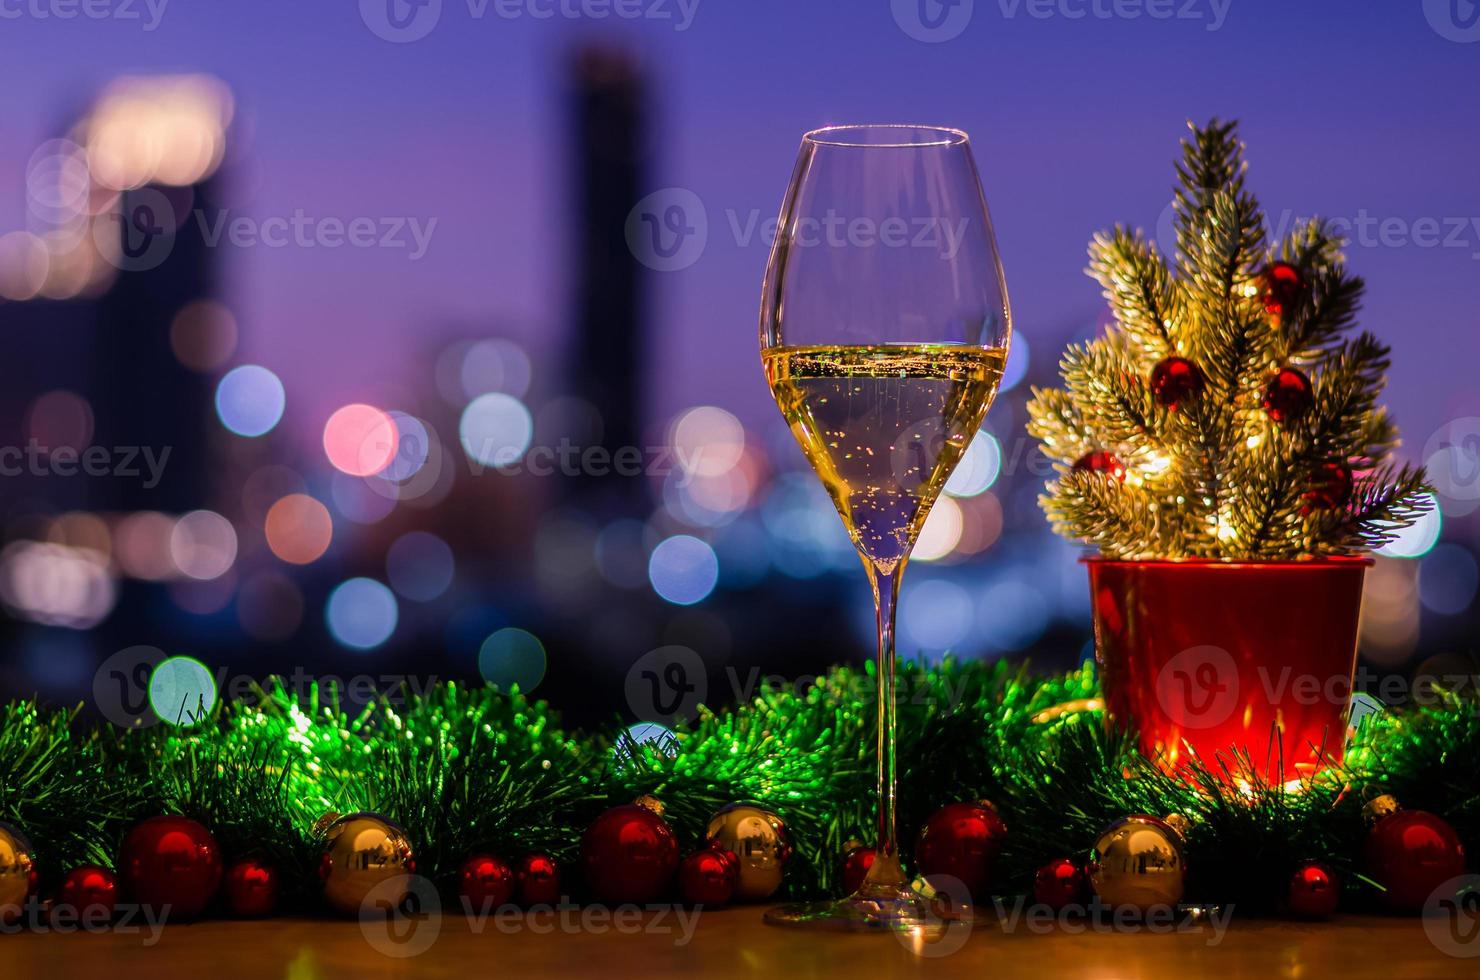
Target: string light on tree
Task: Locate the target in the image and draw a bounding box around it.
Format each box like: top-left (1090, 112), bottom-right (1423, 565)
top-left (1029, 119), bottom-right (1428, 560)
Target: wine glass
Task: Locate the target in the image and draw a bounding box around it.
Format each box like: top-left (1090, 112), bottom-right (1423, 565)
top-left (759, 125), bottom-right (1011, 930)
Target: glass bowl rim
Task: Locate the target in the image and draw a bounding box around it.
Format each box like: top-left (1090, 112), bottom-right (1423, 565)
top-left (802, 124), bottom-right (969, 149)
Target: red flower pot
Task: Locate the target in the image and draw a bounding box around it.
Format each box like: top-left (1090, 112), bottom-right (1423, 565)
top-left (1086, 558), bottom-right (1369, 784)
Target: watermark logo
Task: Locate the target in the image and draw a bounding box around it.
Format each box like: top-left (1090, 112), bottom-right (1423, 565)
top-left (626, 188), bottom-right (708, 272)
top-left (896, 875), bottom-right (974, 957)
top-left (625, 645), bottom-right (706, 723)
top-left (94, 645), bottom-right (167, 728)
top-left (1424, 0), bottom-right (1480, 42)
top-left (892, 0), bottom-right (974, 42)
top-left (95, 187), bottom-right (176, 272)
top-left (1424, 874), bottom-right (1480, 957)
top-left (1424, 418), bottom-right (1480, 503)
top-left (360, 874), bottom-right (442, 958)
top-left (1156, 646), bottom-right (1239, 730)
top-left (360, 0), bottom-right (443, 42)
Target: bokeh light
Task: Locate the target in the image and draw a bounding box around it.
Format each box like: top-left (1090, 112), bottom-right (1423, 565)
top-left (460, 338), bottom-right (532, 399)
top-left (0, 541), bottom-right (116, 628)
top-left (264, 494), bottom-right (333, 565)
top-left (945, 431), bottom-right (1001, 498)
top-left (26, 390), bottom-right (94, 450)
top-left (1000, 333), bottom-right (1030, 393)
top-left (671, 405), bottom-right (745, 477)
top-left (325, 577), bottom-right (399, 650)
top-left (902, 579), bottom-right (974, 652)
top-left (477, 627), bottom-right (547, 693)
top-left (1376, 493), bottom-right (1442, 559)
top-left (169, 510), bottom-right (237, 580)
top-left (170, 299), bottom-right (237, 372)
top-left (647, 534), bottom-right (720, 605)
top-left (114, 511), bottom-right (177, 580)
top-left (148, 655), bottom-right (218, 726)
top-left (913, 496), bottom-right (964, 562)
top-left (323, 403), bottom-right (399, 477)
top-left (614, 722), bottom-right (679, 766)
top-left (215, 365), bottom-right (285, 437)
top-left (459, 393), bottom-right (533, 468)
top-left (386, 531), bottom-right (455, 601)
top-left (380, 412), bottom-right (432, 482)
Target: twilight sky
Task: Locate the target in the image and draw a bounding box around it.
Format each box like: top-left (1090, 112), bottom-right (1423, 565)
top-left (1, 0), bottom-right (1477, 461)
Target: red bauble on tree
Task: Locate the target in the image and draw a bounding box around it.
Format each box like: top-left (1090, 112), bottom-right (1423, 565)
top-left (1303, 460), bottom-right (1355, 513)
top-left (1361, 795), bottom-right (1466, 913)
top-left (515, 853), bottom-right (561, 906)
top-left (1072, 452), bottom-right (1127, 483)
top-left (223, 857), bottom-right (279, 918)
top-left (1262, 368), bottom-right (1314, 424)
top-left (1032, 857), bottom-right (1086, 911)
top-left (1259, 261), bottom-right (1305, 319)
top-left (679, 841), bottom-right (739, 906)
top-left (1285, 860), bottom-right (1340, 918)
top-left (914, 801), bottom-right (1008, 899)
top-left (840, 840), bottom-right (876, 895)
top-left (581, 796), bottom-right (680, 904)
top-left (459, 854), bottom-right (515, 910)
top-left (55, 865), bottom-right (118, 918)
top-left (1150, 357), bottom-right (1206, 411)
top-left (119, 815), bottom-right (223, 921)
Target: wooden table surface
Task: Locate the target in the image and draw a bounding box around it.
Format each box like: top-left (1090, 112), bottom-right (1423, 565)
top-left (4, 907), bottom-right (1473, 978)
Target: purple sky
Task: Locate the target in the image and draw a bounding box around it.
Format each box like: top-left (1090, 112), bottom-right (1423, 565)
top-left (2, 0), bottom-right (1477, 460)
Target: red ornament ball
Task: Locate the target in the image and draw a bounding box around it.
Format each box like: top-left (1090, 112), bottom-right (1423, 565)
top-left (1303, 460), bottom-right (1355, 513)
top-left (1150, 357), bottom-right (1206, 410)
top-left (1260, 261), bottom-right (1305, 318)
top-left (1072, 452), bottom-right (1127, 483)
top-left (515, 853), bottom-right (561, 907)
top-left (841, 842), bottom-right (876, 895)
top-left (914, 801), bottom-right (1008, 899)
top-left (1262, 368), bottom-right (1314, 424)
top-left (55, 865), bottom-right (119, 919)
top-left (1362, 805), bottom-right (1466, 913)
top-left (1285, 861), bottom-right (1340, 919)
top-left (120, 815), bottom-right (223, 921)
top-left (1032, 857), bottom-right (1086, 911)
top-left (679, 843), bottom-right (739, 906)
top-left (581, 800), bottom-right (680, 904)
top-left (458, 853), bottom-right (515, 910)
top-left (223, 857), bottom-right (279, 918)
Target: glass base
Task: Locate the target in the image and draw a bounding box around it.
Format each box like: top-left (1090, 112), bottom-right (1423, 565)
top-left (764, 885), bottom-right (931, 933)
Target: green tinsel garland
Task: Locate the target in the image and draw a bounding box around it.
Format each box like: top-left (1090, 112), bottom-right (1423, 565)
top-left (1, 660), bottom-right (1475, 912)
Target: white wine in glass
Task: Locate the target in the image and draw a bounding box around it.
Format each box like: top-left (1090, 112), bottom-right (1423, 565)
top-left (759, 126), bottom-right (1011, 931)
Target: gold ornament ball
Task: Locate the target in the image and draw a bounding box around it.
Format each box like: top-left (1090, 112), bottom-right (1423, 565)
top-left (318, 812), bottom-right (416, 916)
top-left (0, 822), bottom-right (36, 924)
top-left (704, 804), bottom-right (791, 902)
top-left (1088, 815), bottom-right (1186, 910)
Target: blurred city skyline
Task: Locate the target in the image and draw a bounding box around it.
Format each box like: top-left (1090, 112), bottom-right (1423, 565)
top-left (0, 1), bottom-right (1477, 726)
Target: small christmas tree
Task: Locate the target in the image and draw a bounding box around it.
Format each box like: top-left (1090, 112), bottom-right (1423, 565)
top-left (1028, 119), bottom-right (1430, 560)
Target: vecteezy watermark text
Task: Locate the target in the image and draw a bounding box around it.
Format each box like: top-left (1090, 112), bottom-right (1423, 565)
top-left (0, 0), bottom-right (168, 30)
top-left (626, 187), bottom-right (974, 272)
top-left (0, 441), bottom-right (170, 488)
top-left (360, 0), bottom-right (701, 43)
top-left (0, 897), bottom-right (169, 943)
top-left (891, 0), bottom-right (1231, 43)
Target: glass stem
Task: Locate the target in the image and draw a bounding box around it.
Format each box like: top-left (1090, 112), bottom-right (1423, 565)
top-left (864, 559), bottom-right (906, 892)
